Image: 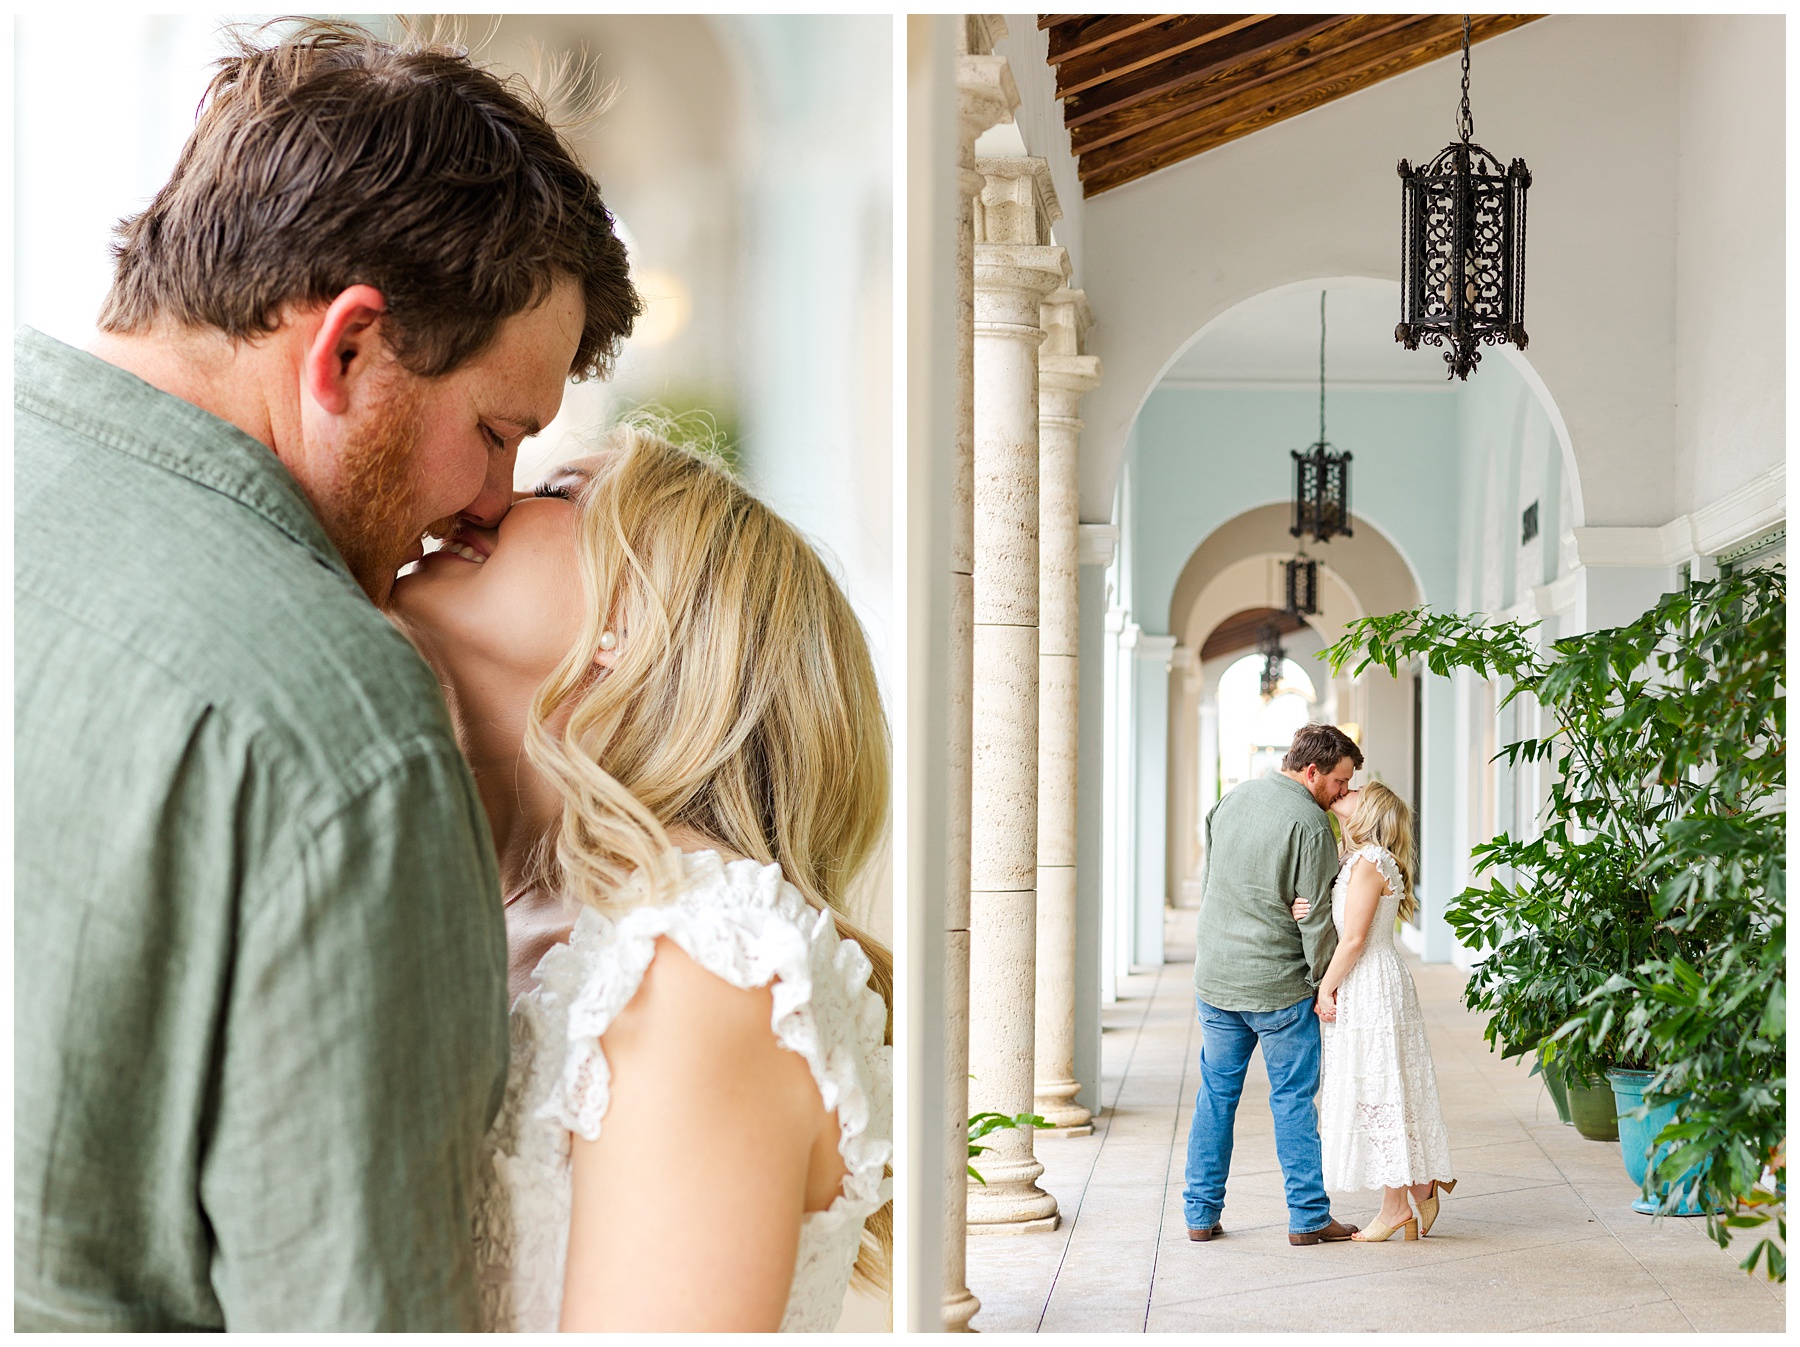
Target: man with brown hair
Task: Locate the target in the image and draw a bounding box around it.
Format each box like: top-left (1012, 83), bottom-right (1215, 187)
top-left (15, 20), bottom-right (639, 1330)
top-left (1183, 722), bottom-right (1365, 1247)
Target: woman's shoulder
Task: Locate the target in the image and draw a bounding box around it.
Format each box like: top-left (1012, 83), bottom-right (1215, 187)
top-left (1349, 843), bottom-right (1402, 889)
top-left (529, 851), bottom-right (888, 1145)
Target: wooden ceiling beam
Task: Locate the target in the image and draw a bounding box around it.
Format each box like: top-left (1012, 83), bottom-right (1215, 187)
top-left (1062, 14), bottom-right (1345, 124)
top-left (1079, 14), bottom-right (1542, 195)
top-left (1199, 606), bottom-right (1309, 664)
top-left (1070, 12), bottom-right (1426, 157)
top-left (1046, 13), bottom-right (1183, 68)
top-left (1053, 15), bottom-right (1270, 97)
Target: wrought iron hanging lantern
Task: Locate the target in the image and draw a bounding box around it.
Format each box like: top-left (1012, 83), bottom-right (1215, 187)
top-left (1291, 291), bottom-right (1353, 545)
top-left (1284, 555), bottom-right (1319, 617)
top-left (1258, 623), bottom-right (1285, 701)
top-left (1396, 14), bottom-right (1531, 380)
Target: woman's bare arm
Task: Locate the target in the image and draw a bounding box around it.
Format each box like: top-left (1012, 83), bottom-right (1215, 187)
top-left (1313, 858), bottom-right (1383, 1022)
top-left (559, 938), bottom-right (824, 1331)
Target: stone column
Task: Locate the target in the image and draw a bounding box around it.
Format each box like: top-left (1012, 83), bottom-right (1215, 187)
top-left (943, 16), bottom-right (1015, 1329)
top-left (1032, 289), bottom-right (1098, 1136)
top-left (966, 153), bottom-right (1067, 1234)
top-left (1197, 687), bottom-right (1220, 867)
top-left (1132, 634), bottom-right (1177, 968)
top-left (1166, 644), bottom-right (1200, 910)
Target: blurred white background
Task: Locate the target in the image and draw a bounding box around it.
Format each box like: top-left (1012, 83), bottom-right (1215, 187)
top-left (14, 11), bottom-right (893, 717)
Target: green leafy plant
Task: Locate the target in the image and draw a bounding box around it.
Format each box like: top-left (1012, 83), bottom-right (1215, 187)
top-left (1326, 566), bottom-right (1784, 1278)
top-left (968, 1111), bottom-right (1051, 1183)
top-left (1554, 568), bottom-right (1784, 1278)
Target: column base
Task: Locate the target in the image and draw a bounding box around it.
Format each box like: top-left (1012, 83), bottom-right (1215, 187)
top-left (965, 1167), bottom-right (1059, 1229)
top-left (968, 1212), bottom-right (1060, 1236)
top-left (1033, 1082), bottom-right (1092, 1133)
top-left (944, 1288), bottom-right (981, 1332)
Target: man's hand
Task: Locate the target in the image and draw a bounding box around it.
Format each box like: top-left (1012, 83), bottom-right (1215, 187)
top-left (1290, 896), bottom-right (1311, 921)
top-left (1315, 988), bottom-right (1337, 1022)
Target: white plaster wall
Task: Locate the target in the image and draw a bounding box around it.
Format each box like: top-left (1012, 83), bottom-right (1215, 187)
top-left (1076, 16), bottom-right (1686, 530)
top-left (1673, 15), bottom-right (1785, 519)
top-left (986, 16), bottom-right (1085, 285)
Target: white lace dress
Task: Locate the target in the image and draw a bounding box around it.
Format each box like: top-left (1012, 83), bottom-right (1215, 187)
top-left (472, 851), bottom-right (891, 1332)
top-left (1319, 843), bottom-right (1454, 1192)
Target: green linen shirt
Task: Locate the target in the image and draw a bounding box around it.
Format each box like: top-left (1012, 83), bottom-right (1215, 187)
top-left (14, 329), bottom-right (508, 1330)
top-left (1192, 771), bottom-right (1342, 1012)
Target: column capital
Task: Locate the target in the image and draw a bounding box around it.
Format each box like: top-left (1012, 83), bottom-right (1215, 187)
top-left (1171, 644), bottom-right (1203, 693)
top-left (1079, 523), bottom-right (1119, 567)
top-left (973, 243), bottom-right (1070, 331)
top-left (1040, 287), bottom-right (1100, 409)
top-left (956, 54), bottom-right (1018, 165)
top-left (962, 14), bottom-right (1009, 56)
top-left (975, 155), bottom-right (1060, 246)
top-left (1135, 633), bottom-right (1178, 667)
top-left (1040, 351), bottom-right (1101, 403)
top-left (1039, 288), bottom-right (1092, 357)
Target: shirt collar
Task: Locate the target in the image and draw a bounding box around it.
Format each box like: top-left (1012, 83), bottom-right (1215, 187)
top-left (1270, 771), bottom-right (1323, 810)
top-left (15, 326), bottom-right (353, 581)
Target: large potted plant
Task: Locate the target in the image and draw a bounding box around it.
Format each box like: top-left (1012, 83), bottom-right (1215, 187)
top-left (1557, 568), bottom-right (1784, 1270)
top-left (1326, 566), bottom-right (1784, 1279)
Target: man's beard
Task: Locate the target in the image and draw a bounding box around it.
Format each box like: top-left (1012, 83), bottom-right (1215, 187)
top-left (315, 380), bottom-right (427, 607)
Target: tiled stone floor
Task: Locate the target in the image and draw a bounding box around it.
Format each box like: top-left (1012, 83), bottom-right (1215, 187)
top-left (965, 909), bottom-right (1786, 1333)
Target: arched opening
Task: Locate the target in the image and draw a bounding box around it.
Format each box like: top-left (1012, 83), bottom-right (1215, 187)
top-left (1165, 504), bottom-right (1423, 925)
top-left (1217, 652), bottom-right (1317, 798)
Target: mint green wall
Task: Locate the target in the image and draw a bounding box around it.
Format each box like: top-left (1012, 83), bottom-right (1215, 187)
top-left (1128, 387), bottom-right (1463, 629)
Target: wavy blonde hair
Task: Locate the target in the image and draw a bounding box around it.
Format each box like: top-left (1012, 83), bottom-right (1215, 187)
top-left (1343, 780), bottom-right (1418, 924)
top-left (522, 423), bottom-right (892, 1290)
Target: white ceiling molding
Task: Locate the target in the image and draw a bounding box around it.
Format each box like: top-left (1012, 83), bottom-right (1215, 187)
top-left (1572, 462), bottom-right (1785, 568)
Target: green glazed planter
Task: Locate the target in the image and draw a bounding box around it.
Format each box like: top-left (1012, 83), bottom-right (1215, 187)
top-left (1568, 1078), bottom-right (1619, 1141)
top-left (1535, 1047), bottom-right (1574, 1126)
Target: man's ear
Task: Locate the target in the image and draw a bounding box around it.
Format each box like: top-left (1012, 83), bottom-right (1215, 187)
top-left (302, 285), bottom-right (390, 416)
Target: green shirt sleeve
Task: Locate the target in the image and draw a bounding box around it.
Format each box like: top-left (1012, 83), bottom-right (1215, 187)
top-left (1295, 824), bottom-right (1342, 989)
top-left (199, 746), bottom-right (507, 1331)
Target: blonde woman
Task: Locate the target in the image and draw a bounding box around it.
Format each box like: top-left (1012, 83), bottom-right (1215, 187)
top-left (1308, 781), bottom-right (1454, 1241)
top-left (390, 426), bottom-right (890, 1331)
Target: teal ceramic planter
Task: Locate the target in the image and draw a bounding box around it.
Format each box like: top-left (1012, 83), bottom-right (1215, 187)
top-left (1607, 1068), bottom-right (1707, 1216)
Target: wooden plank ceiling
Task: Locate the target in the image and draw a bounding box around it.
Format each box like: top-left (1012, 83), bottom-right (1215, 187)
top-left (1200, 606), bottom-right (1309, 664)
top-left (1042, 14), bottom-right (1543, 196)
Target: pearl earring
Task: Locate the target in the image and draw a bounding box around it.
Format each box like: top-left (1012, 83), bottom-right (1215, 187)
top-left (598, 630), bottom-right (618, 651)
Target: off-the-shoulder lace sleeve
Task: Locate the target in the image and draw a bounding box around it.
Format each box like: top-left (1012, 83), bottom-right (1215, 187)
top-left (528, 852), bottom-right (892, 1219)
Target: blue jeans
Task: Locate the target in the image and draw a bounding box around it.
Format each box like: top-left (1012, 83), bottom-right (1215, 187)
top-left (1182, 994), bottom-right (1332, 1235)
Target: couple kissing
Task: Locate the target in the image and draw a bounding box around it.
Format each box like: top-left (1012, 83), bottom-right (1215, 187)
top-left (1185, 723), bottom-right (1455, 1247)
top-left (17, 20), bottom-right (889, 1332)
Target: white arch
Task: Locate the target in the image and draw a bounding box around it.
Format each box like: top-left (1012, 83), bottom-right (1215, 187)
top-left (1130, 277), bottom-right (1585, 544)
top-left (1076, 17), bottom-right (1695, 532)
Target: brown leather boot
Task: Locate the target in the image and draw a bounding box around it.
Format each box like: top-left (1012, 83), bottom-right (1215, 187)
top-left (1288, 1217), bottom-right (1360, 1245)
top-left (1187, 1223), bottom-right (1223, 1242)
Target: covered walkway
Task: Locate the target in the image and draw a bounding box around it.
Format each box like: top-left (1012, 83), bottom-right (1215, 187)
top-left (966, 912), bottom-right (1785, 1333)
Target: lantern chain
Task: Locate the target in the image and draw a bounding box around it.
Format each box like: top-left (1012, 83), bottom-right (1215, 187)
top-left (1318, 290), bottom-right (1327, 447)
top-left (1457, 14), bottom-right (1473, 143)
